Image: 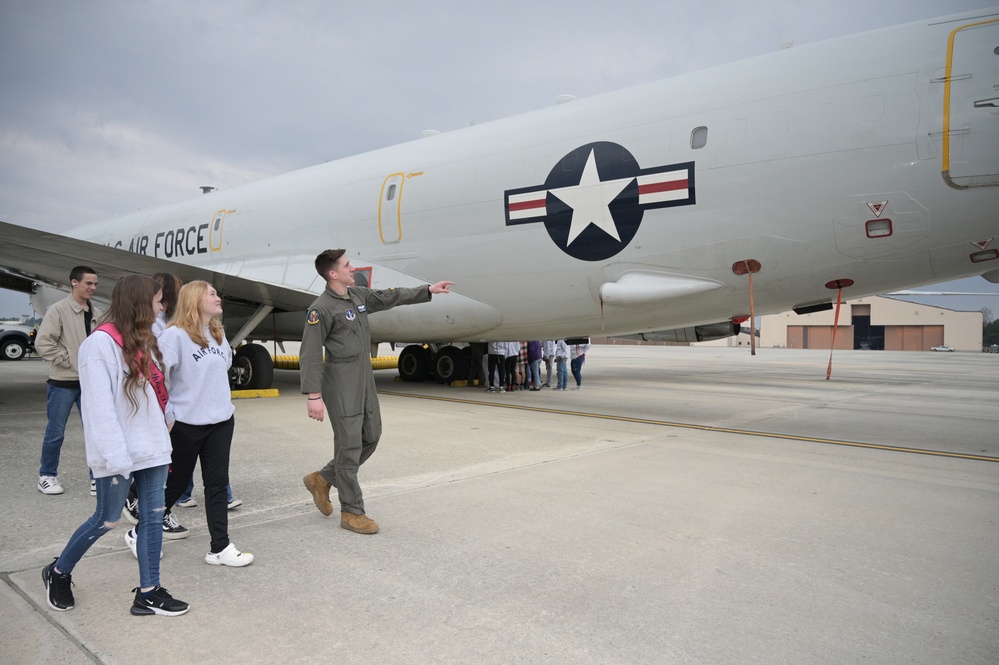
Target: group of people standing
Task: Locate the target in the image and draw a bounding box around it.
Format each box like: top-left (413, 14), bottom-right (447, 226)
top-left (39, 267), bottom-right (252, 618)
top-left (34, 248), bottom-right (590, 619)
top-left (485, 340), bottom-right (591, 392)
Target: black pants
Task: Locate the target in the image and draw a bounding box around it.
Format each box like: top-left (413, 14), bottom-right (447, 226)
top-left (164, 416), bottom-right (235, 554)
top-left (487, 353), bottom-right (506, 388)
top-left (505, 356), bottom-right (517, 387)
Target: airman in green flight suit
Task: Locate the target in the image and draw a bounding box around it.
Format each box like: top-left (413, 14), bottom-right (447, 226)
top-left (300, 248), bottom-right (454, 534)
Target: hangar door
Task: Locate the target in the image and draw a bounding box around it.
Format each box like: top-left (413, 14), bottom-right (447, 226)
top-left (787, 326), bottom-right (854, 350)
top-left (884, 325), bottom-right (944, 351)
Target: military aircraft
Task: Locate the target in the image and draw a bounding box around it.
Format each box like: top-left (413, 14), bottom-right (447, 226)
top-left (1, 8), bottom-right (997, 388)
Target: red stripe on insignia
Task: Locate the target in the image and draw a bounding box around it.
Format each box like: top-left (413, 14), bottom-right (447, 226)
top-left (638, 179), bottom-right (688, 195)
top-left (508, 198), bottom-right (547, 212)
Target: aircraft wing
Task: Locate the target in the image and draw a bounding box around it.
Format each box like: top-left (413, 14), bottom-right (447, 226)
top-left (0, 220), bottom-right (316, 311)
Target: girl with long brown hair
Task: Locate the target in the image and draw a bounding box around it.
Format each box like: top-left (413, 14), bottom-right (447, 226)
top-left (42, 274), bottom-right (190, 616)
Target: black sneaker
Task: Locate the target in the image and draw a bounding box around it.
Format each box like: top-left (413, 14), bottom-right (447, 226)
top-left (130, 586), bottom-right (189, 616)
top-left (121, 494), bottom-right (139, 525)
top-left (161, 512), bottom-right (189, 540)
top-left (42, 558), bottom-right (74, 611)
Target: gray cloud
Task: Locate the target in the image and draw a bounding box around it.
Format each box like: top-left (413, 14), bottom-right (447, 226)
top-left (1, 0), bottom-right (996, 316)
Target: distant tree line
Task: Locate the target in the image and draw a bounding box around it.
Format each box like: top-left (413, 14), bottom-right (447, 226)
top-left (984, 320), bottom-right (999, 347)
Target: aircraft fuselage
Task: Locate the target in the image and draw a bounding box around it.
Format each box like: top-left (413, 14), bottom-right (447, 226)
top-left (66, 10), bottom-right (999, 349)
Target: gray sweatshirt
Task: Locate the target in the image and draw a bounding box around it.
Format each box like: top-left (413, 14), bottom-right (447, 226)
top-left (77, 332), bottom-right (173, 479)
top-left (157, 326), bottom-right (235, 426)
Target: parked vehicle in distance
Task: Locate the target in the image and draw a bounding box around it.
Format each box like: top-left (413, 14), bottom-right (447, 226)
top-left (0, 324), bottom-right (36, 360)
top-left (931, 345), bottom-right (954, 352)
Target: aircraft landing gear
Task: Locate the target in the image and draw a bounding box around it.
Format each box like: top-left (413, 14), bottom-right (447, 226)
top-left (398, 344), bottom-right (470, 384)
top-left (432, 345), bottom-right (470, 384)
top-left (398, 344), bottom-right (431, 382)
top-left (230, 343), bottom-right (274, 390)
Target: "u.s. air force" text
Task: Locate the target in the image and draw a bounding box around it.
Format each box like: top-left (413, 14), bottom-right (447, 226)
top-left (111, 223), bottom-right (211, 258)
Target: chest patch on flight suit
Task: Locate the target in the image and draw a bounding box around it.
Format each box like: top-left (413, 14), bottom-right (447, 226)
top-left (345, 309), bottom-right (356, 321)
top-left (357, 305), bottom-right (367, 313)
top-left (306, 309), bottom-right (320, 325)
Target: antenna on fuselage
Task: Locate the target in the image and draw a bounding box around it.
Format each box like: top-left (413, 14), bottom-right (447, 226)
top-left (200, 186), bottom-right (216, 194)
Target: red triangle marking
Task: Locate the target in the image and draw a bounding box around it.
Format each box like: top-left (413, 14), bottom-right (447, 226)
top-left (866, 201), bottom-right (888, 218)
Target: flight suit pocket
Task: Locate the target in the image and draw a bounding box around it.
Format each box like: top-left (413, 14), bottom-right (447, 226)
top-left (330, 364), bottom-right (364, 417)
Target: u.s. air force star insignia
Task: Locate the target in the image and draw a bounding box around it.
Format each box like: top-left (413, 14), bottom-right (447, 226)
top-left (345, 309), bottom-right (356, 321)
top-left (504, 141), bottom-right (695, 261)
top-left (306, 309), bottom-right (320, 325)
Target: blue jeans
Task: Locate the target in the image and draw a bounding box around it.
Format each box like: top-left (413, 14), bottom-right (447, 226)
top-left (56, 465), bottom-right (168, 589)
top-left (571, 355), bottom-right (585, 387)
top-left (556, 358), bottom-right (568, 389)
top-left (529, 359), bottom-right (542, 388)
top-left (39, 383), bottom-right (84, 477)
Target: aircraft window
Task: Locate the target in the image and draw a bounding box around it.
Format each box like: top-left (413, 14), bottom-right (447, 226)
top-left (690, 126), bottom-right (708, 149)
top-left (354, 270), bottom-right (369, 287)
top-left (386, 183), bottom-right (397, 201)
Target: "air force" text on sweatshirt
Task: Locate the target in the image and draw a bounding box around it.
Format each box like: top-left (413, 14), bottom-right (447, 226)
top-left (157, 326), bottom-right (236, 426)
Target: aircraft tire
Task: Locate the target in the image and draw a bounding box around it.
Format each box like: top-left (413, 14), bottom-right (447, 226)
top-left (398, 344), bottom-right (431, 382)
top-left (433, 345), bottom-right (469, 384)
top-left (230, 343), bottom-right (274, 390)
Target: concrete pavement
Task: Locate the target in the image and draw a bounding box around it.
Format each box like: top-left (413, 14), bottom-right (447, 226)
top-left (1, 346), bottom-right (997, 664)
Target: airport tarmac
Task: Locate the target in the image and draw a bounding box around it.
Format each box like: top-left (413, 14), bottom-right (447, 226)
top-left (1, 345), bottom-right (997, 665)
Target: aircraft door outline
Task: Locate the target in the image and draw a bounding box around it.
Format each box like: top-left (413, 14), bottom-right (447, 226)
top-left (942, 17), bottom-right (999, 188)
top-left (209, 209), bottom-right (228, 251)
top-left (378, 173), bottom-right (404, 243)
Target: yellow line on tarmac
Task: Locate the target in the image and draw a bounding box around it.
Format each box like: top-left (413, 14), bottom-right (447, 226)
top-left (379, 391), bottom-right (999, 464)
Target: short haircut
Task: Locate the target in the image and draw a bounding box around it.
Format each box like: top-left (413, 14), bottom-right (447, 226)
top-left (315, 249), bottom-right (346, 278)
top-left (70, 266), bottom-right (97, 282)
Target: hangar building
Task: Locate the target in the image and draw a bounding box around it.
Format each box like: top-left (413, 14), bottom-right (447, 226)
top-left (759, 296), bottom-right (982, 351)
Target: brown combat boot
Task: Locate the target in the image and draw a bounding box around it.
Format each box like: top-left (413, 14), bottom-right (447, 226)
top-left (303, 472), bottom-right (333, 516)
top-left (340, 512), bottom-right (379, 534)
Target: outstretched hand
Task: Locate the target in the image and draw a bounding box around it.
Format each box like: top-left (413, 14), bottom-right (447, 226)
top-left (429, 281), bottom-right (455, 294)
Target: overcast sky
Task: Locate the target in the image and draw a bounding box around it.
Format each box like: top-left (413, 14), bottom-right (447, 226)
top-left (1, 0), bottom-right (997, 320)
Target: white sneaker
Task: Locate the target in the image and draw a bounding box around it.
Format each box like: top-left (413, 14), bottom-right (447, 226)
top-left (38, 476), bottom-right (64, 495)
top-left (124, 528), bottom-right (163, 559)
top-left (227, 498), bottom-right (243, 510)
top-left (205, 543), bottom-right (254, 567)
top-left (176, 497), bottom-right (198, 508)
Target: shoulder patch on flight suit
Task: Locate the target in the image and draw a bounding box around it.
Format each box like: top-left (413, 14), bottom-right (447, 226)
top-left (306, 309), bottom-right (321, 325)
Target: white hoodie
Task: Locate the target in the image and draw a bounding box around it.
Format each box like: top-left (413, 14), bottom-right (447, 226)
top-left (77, 332), bottom-right (172, 478)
